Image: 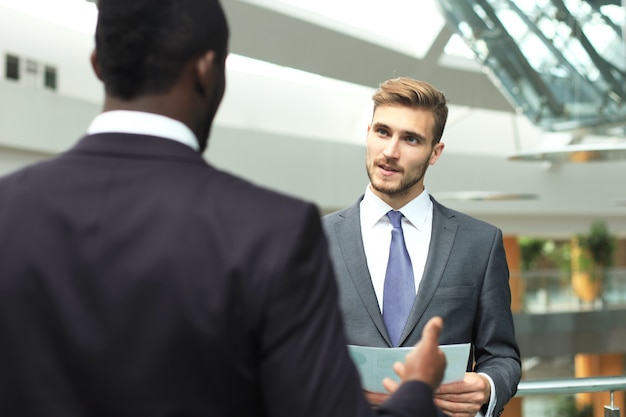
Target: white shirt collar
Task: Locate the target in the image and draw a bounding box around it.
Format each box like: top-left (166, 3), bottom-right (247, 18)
top-left (361, 184), bottom-right (432, 230)
top-left (86, 110), bottom-right (199, 151)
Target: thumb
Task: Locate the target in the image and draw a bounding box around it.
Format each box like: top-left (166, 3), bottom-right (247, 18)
top-left (422, 316), bottom-right (443, 344)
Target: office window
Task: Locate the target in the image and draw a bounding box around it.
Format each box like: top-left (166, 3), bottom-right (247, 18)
top-left (5, 54), bottom-right (19, 80)
top-left (25, 59), bottom-right (38, 75)
top-left (44, 65), bottom-right (57, 90)
top-left (24, 59), bottom-right (39, 87)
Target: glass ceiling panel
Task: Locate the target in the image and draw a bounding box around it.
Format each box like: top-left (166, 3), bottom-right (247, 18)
top-left (435, 0), bottom-right (626, 134)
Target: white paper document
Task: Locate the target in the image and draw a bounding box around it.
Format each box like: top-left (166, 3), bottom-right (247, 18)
top-left (348, 343), bottom-right (471, 393)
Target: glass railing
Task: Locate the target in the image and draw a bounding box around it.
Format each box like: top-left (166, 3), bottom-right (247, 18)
top-left (510, 270), bottom-right (626, 416)
top-left (512, 268), bottom-right (626, 313)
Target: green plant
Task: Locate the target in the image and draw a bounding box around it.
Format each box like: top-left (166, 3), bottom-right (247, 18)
top-left (556, 241), bottom-right (572, 281)
top-left (548, 395), bottom-right (593, 417)
top-left (519, 237), bottom-right (547, 271)
top-left (578, 221), bottom-right (616, 269)
top-left (519, 237), bottom-right (570, 273)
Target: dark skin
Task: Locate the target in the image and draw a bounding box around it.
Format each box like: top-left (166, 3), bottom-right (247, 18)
top-left (90, 49), bottom-right (226, 152)
top-left (382, 317), bottom-right (447, 393)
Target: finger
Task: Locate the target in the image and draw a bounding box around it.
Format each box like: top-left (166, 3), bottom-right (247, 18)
top-left (422, 316), bottom-right (443, 343)
top-left (364, 390), bottom-right (390, 406)
top-left (435, 380), bottom-right (465, 394)
top-left (392, 361), bottom-right (405, 380)
top-left (434, 397), bottom-right (482, 417)
top-left (382, 377), bottom-right (401, 394)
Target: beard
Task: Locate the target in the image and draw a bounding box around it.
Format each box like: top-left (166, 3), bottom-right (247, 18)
top-left (366, 156), bottom-right (428, 198)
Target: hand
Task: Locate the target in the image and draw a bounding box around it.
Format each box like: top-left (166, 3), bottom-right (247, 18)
top-left (364, 360), bottom-right (403, 405)
top-left (388, 316), bottom-right (446, 391)
top-left (364, 390), bottom-right (390, 406)
top-left (434, 372), bottom-right (491, 417)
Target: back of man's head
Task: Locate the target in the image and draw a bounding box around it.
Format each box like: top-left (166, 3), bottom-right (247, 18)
top-left (95, 0), bottom-right (229, 100)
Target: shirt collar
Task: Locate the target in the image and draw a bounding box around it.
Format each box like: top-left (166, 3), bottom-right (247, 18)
top-left (87, 110), bottom-right (200, 151)
top-left (361, 184), bottom-right (432, 230)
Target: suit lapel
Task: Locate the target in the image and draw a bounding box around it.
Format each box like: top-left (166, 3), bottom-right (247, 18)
top-left (399, 197), bottom-right (458, 345)
top-left (335, 202), bottom-right (392, 346)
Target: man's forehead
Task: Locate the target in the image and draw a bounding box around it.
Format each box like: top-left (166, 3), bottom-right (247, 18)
top-left (371, 105), bottom-right (434, 134)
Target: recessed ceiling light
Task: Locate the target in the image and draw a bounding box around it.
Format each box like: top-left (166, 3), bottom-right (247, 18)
top-left (435, 191), bottom-right (539, 201)
top-left (508, 143), bottom-right (626, 163)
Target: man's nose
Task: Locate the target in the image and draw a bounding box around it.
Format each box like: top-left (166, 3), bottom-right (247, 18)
top-left (382, 137), bottom-right (400, 159)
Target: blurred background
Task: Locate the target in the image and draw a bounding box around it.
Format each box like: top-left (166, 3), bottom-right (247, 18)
top-left (1, 1), bottom-right (625, 416)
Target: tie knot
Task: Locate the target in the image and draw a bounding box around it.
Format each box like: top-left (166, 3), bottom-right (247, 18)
top-left (386, 210), bottom-right (403, 228)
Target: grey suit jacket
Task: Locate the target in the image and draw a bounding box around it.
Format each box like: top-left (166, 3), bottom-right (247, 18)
top-left (322, 195), bottom-right (521, 416)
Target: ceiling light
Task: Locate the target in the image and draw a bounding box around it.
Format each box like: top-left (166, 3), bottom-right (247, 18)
top-left (508, 143), bottom-right (626, 163)
top-left (435, 191), bottom-right (539, 201)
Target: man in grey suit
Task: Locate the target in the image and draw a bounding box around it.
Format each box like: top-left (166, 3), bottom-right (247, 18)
top-left (323, 77), bottom-right (521, 417)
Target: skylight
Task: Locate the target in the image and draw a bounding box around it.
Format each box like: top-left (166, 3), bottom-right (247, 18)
top-left (436, 0), bottom-right (626, 133)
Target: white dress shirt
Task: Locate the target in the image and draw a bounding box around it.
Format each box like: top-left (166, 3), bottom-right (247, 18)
top-left (87, 110), bottom-right (199, 151)
top-left (360, 185), bottom-right (433, 313)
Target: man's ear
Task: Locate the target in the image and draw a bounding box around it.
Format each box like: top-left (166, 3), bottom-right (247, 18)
top-left (195, 50), bottom-right (216, 96)
top-left (90, 49), bottom-right (103, 81)
top-left (429, 142), bottom-right (445, 166)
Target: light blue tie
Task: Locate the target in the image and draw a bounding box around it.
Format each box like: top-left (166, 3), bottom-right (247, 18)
top-left (382, 210), bottom-right (416, 347)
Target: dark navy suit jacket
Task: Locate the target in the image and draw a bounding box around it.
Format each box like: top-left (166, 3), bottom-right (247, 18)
top-left (0, 133), bottom-right (437, 417)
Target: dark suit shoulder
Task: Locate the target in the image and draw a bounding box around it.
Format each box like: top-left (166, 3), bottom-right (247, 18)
top-left (0, 155), bottom-right (61, 197)
top-left (207, 167), bottom-right (318, 224)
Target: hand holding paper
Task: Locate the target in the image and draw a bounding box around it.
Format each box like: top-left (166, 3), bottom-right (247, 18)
top-left (399, 316), bottom-right (446, 390)
top-left (349, 317), bottom-right (471, 395)
top-left (434, 372), bottom-right (492, 417)
top-left (361, 317), bottom-right (447, 405)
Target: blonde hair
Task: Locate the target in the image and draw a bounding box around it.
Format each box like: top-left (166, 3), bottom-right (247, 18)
top-left (372, 77), bottom-right (448, 144)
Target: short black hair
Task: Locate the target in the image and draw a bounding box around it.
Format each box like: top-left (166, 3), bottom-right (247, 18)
top-left (95, 0), bottom-right (229, 100)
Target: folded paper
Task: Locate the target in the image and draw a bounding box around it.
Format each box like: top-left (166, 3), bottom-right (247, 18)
top-left (348, 343), bottom-right (471, 393)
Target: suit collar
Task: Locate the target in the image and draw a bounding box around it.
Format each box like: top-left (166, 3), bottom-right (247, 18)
top-left (68, 133), bottom-right (207, 164)
top-left (87, 111), bottom-right (199, 151)
top-left (361, 185), bottom-right (432, 231)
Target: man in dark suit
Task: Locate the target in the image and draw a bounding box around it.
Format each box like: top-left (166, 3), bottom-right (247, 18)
top-left (0, 1), bottom-right (448, 416)
top-left (322, 77), bottom-right (521, 417)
